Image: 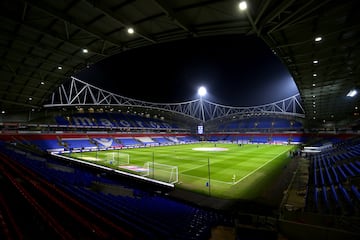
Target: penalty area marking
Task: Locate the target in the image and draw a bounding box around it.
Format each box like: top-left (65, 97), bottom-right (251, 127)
top-left (234, 149), bottom-right (289, 184)
top-left (192, 147), bottom-right (228, 152)
top-left (181, 148), bottom-right (290, 185)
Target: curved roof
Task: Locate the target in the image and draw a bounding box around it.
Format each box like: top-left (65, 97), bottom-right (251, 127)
top-left (0, 0), bottom-right (359, 128)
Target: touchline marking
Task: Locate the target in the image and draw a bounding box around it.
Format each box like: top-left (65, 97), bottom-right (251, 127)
top-left (234, 149), bottom-right (289, 184)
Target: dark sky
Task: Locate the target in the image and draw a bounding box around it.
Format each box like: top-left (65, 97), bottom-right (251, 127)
top-left (75, 34), bottom-right (298, 107)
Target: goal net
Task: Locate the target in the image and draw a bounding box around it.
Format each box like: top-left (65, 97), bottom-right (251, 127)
top-left (143, 162), bottom-right (178, 184)
top-left (107, 152), bottom-right (130, 165)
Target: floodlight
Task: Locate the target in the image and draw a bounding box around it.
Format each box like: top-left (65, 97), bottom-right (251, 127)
top-left (198, 86), bottom-right (207, 97)
top-left (315, 36), bottom-right (322, 42)
top-left (127, 27), bottom-right (134, 34)
top-left (347, 89), bottom-right (357, 97)
top-left (239, 1), bottom-right (247, 10)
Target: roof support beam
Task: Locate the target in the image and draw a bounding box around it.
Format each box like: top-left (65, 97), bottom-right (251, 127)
top-left (22, 1), bottom-right (28, 21)
top-left (0, 58), bottom-right (65, 78)
top-left (152, 0), bottom-right (197, 36)
top-left (0, 69), bottom-right (52, 83)
top-left (269, 0), bottom-right (331, 34)
top-left (64, 20), bottom-right (70, 40)
top-left (267, 0), bottom-right (315, 34)
top-left (254, 0), bottom-right (271, 25)
top-left (0, 14), bottom-right (107, 57)
top-left (244, 7), bottom-right (260, 36)
top-left (0, 98), bottom-right (41, 109)
top-left (0, 28), bottom-right (87, 62)
top-left (0, 46), bottom-right (72, 70)
top-left (25, 0), bottom-right (124, 48)
top-left (83, 0), bottom-right (156, 44)
top-left (0, 81), bottom-right (52, 94)
top-left (258, 0), bottom-right (296, 34)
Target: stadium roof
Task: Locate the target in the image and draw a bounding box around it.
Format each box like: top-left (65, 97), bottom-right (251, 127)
top-left (0, 0), bottom-right (359, 128)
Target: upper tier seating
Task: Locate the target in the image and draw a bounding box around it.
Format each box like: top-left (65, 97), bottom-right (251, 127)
top-left (55, 112), bottom-right (180, 130)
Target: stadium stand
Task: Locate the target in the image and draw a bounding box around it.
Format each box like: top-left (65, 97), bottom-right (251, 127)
top-left (0, 142), bottom-right (234, 239)
top-left (2, 115), bottom-right (360, 239)
top-left (1, 1), bottom-right (359, 239)
top-left (55, 112), bottom-right (180, 131)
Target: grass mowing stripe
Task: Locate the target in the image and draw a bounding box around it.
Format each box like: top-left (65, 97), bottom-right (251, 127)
top-left (66, 143), bottom-right (295, 199)
top-left (234, 148), bottom-right (289, 184)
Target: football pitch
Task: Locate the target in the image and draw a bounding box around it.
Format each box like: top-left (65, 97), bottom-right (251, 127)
top-left (67, 143), bottom-right (296, 199)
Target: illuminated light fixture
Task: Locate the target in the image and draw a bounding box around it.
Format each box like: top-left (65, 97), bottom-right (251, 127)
top-left (313, 73), bottom-right (317, 77)
top-left (312, 83), bottom-right (316, 87)
top-left (313, 95), bottom-right (316, 98)
top-left (313, 116), bottom-right (316, 119)
top-left (239, 1), bottom-right (247, 11)
top-left (57, 66), bottom-right (62, 70)
top-left (127, 27), bottom-right (134, 34)
top-left (198, 86), bottom-right (207, 97)
top-left (28, 97), bottom-right (32, 101)
top-left (82, 48), bottom-right (88, 53)
top-left (313, 60), bottom-right (318, 64)
top-left (1, 110), bottom-right (5, 114)
top-left (315, 36), bottom-right (322, 42)
top-left (347, 89), bottom-right (357, 97)
top-left (40, 81), bottom-right (45, 85)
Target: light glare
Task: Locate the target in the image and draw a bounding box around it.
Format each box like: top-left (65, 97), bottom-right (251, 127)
top-left (347, 89), bottom-right (357, 97)
top-left (239, 1), bottom-right (247, 10)
top-left (127, 27), bottom-right (134, 34)
top-left (198, 86), bottom-right (207, 97)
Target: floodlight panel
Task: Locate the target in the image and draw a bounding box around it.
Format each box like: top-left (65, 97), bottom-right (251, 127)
top-left (347, 89), bottom-right (357, 97)
top-left (198, 86), bottom-right (207, 97)
top-left (239, 1), bottom-right (247, 10)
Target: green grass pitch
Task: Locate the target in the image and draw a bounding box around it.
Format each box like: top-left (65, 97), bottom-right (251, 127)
top-left (67, 143), bottom-right (296, 200)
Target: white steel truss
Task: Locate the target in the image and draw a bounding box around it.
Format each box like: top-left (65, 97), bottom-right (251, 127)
top-left (44, 77), bottom-right (305, 122)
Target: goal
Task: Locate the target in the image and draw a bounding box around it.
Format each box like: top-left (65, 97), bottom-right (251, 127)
top-left (143, 162), bottom-right (178, 184)
top-left (107, 151), bottom-right (130, 165)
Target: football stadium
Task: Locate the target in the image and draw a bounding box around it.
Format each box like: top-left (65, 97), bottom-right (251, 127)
top-left (0, 1), bottom-right (359, 240)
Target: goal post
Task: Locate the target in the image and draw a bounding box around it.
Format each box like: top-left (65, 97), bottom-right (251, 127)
top-left (143, 162), bottom-right (178, 184)
top-left (107, 151), bottom-right (130, 165)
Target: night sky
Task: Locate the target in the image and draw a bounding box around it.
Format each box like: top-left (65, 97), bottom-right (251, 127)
top-left (75, 34), bottom-right (298, 107)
